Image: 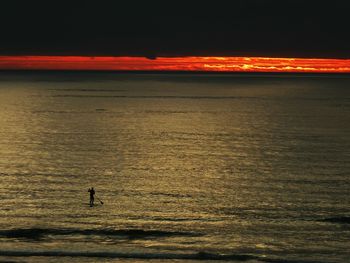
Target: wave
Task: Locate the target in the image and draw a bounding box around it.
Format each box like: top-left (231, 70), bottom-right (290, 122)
top-left (48, 94), bottom-right (350, 102)
top-left (52, 94), bottom-right (255, 100)
top-left (321, 216), bottom-right (350, 224)
top-left (0, 228), bottom-right (199, 240)
top-left (0, 250), bottom-right (320, 262)
top-left (50, 89), bottom-right (126, 92)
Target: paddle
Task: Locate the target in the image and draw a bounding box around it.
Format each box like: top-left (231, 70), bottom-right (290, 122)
top-left (96, 196), bottom-right (104, 205)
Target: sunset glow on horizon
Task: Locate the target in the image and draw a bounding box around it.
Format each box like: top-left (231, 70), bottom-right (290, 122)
top-left (0, 56), bottom-right (350, 73)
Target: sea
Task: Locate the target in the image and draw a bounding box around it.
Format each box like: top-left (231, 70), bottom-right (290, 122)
top-left (0, 72), bottom-right (349, 263)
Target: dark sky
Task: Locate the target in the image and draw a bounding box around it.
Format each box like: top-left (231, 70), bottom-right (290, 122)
top-left (1, 1), bottom-right (350, 58)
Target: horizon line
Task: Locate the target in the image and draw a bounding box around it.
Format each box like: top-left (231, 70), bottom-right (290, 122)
top-left (1, 56), bottom-right (350, 73)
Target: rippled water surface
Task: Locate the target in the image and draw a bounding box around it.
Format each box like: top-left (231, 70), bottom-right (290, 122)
top-left (0, 72), bottom-right (349, 262)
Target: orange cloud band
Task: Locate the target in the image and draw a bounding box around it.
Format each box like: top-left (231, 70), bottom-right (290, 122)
top-left (0, 56), bottom-right (349, 73)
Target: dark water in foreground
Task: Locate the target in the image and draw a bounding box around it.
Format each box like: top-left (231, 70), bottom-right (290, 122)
top-left (0, 72), bottom-right (349, 263)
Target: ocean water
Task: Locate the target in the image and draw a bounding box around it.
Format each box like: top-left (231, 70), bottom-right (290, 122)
top-left (0, 72), bottom-right (349, 263)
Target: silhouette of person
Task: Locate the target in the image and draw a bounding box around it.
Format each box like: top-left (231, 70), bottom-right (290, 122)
top-left (88, 187), bottom-right (95, 206)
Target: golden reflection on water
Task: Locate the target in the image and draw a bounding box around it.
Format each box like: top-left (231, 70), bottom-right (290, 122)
top-left (0, 74), bottom-right (349, 262)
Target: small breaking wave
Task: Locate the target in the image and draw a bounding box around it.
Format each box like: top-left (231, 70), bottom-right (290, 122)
top-left (0, 228), bottom-right (199, 240)
top-left (0, 250), bottom-right (320, 262)
top-left (50, 89), bottom-right (126, 92)
top-left (52, 94), bottom-right (254, 100)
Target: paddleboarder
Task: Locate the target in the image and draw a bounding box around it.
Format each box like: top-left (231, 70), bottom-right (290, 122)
top-left (88, 187), bottom-right (95, 207)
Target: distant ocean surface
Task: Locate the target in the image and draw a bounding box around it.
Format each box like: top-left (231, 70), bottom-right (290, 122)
top-left (0, 72), bottom-right (349, 263)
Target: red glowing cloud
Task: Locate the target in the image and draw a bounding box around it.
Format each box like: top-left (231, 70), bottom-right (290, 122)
top-left (0, 56), bottom-right (349, 73)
